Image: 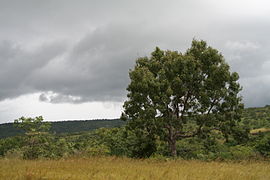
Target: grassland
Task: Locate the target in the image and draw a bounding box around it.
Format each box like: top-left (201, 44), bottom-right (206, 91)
top-left (0, 157), bottom-right (270, 180)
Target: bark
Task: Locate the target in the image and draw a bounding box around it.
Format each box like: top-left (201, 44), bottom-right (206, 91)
top-left (168, 138), bottom-right (177, 157)
top-left (168, 125), bottom-right (177, 157)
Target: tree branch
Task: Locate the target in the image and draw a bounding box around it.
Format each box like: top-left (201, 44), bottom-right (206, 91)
top-left (180, 91), bottom-right (191, 120)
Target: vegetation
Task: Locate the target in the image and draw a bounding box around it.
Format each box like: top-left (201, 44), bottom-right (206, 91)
top-left (0, 119), bottom-right (125, 138)
top-left (1, 110), bottom-right (270, 160)
top-left (14, 116), bottom-right (51, 135)
top-left (0, 157), bottom-right (270, 180)
top-left (242, 105), bottom-right (270, 129)
top-left (122, 40), bottom-right (244, 157)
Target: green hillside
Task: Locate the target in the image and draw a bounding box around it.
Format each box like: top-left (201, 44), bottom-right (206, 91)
top-left (0, 119), bottom-right (125, 139)
top-left (242, 105), bottom-right (270, 129)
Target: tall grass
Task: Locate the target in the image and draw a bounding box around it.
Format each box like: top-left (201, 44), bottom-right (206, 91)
top-left (0, 156), bottom-right (269, 180)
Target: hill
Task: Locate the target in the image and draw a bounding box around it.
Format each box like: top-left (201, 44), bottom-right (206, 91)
top-left (242, 105), bottom-right (270, 129)
top-left (0, 119), bottom-right (125, 139)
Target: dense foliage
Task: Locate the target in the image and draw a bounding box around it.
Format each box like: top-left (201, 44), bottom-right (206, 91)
top-left (1, 105), bottom-right (270, 160)
top-left (242, 105), bottom-right (270, 129)
top-left (122, 40), bottom-right (244, 157)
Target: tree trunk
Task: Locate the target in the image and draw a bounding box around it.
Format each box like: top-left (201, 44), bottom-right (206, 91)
top-left (169, 138), bottom-right (177, 157)
top-left (168, 125), bottom-right (177, 157)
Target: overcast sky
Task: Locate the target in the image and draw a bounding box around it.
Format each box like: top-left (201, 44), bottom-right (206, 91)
top-left (0, 0), bottom-right (270, 123)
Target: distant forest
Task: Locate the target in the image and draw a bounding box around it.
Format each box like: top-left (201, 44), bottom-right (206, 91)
top-left (0, 119), bottom-right (125, 138)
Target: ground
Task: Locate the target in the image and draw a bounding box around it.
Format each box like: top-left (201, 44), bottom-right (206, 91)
top-left (0, 157), bottom-right (270, 180)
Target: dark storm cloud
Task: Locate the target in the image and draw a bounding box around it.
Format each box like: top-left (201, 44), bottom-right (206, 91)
top-left (0, 0), bottom-right (270, 107)
top-left (0, 40), bottom-right (67, 100)
top-left (209, 19), bottom-right (270, 107)
top-left (31, 24), bottom-right (162, 103)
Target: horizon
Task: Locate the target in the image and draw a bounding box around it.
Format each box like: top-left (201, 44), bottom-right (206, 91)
top-left (0, 118), bottom-right (122, 125)
top-left (1, 104), bottom-right (268, 125)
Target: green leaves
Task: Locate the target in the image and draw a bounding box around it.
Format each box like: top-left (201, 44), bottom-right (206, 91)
top-left (14, 116), bottom-right (51, 134)
top-left (122, 39), bottom-right (244, 157)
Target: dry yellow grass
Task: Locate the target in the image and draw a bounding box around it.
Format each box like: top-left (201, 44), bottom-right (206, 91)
top-left (0, 156), bottom-right (270, 180)
top-left (250, 128), bottom-right (270, 135)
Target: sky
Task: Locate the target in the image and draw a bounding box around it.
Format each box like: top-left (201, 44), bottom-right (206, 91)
top-left (0, 0), bottom-right (270, 123)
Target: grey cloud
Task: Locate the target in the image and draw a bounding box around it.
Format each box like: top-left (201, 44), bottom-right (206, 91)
top-left (32, 24), bottom-right (158, 103)
top-left (39, 91), bottom-right (82, 104)
top-left (0, 40), bottom-right (67, 100)
top-left (0, 0), bottom-right (270, 108)
top-left (225, 41), bottom-right (260, 51)
top-left (240, 76), bottom-right (270, 107)
top-left (223, 42), bottom-right (270, 78)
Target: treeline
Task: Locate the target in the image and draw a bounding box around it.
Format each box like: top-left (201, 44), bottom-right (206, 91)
top-left (1, 104), bottom-right (270, 160)
top-left (0, 106), bottom-right (270, 160)
top-left (1, 124), bottom-right (270, 160)
top-left (0, 119), bottom-right (125, 139)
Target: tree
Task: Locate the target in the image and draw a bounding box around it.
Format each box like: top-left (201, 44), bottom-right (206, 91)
top-left (121, 39), bottom-right (244, 157)
top-left (14, 116), bottom-right (51, 135)
top-left (14, 116), bottom-right (52, 159)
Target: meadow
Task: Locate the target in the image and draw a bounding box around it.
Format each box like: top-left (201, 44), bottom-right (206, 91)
top-left (0, 157), bottom-right (270, 180)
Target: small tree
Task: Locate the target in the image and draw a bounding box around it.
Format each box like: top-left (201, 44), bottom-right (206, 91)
top-left (14, 116), bottom-right (51, 159)
top-left (122, 40), bottom-right (244, 157)
top-left (14, 116), bottom-right (51, 135)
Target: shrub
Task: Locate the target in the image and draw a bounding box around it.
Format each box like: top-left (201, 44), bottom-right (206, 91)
top-left (255, 134), bottom-right (270, 157)
top-left (229, 145), bottom-right (255, 160)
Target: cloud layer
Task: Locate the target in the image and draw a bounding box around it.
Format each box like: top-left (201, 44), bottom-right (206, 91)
top-left (1, 0), bottom-right (270, 108)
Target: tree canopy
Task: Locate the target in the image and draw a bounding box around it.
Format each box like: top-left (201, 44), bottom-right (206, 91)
top-left (122, 39), bottom-right (244, 157)
top-left (14, 116), bottom-right (51, 135)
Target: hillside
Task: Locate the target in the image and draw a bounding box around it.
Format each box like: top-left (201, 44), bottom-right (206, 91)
top-left (0, 119), bottom-right (125, 139)
top-left (242, 105), bottom-right (270, 129)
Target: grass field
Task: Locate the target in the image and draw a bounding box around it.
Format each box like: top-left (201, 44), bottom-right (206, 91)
top-left (0, 157), bottom-right (270, 180)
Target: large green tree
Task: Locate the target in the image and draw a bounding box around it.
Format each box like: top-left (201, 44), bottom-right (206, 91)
top-left (122, 40), bottom-right (244, 157)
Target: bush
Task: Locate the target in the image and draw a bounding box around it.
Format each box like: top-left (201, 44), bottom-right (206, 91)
top-left (0, 136), bottom-right (24, 157)
top-left (176, 139), bottom-right (205, 159)
top-left (85, 144), bottom-right (110, 156)
top-left (255, 134), bottom-right (270, 157)
top-left (229, 145), bottom-right (255, 160)
top-left (4, 148), bottom-right (24, 159)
